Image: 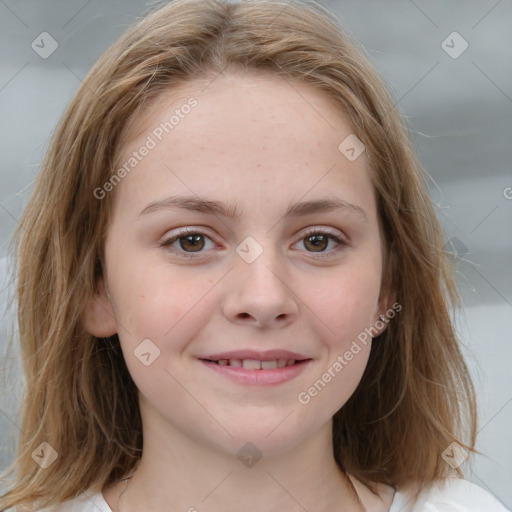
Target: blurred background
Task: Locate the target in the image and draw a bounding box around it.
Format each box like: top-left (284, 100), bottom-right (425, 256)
top-left (0, 0), bottom-right (511, 507)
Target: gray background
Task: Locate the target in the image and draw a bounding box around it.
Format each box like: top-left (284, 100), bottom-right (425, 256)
top-left (0, 0), bottom-right (511, 507)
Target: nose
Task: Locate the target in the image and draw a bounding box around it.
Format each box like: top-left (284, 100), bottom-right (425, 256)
top-left (222, 240), bottom-right (299, 329)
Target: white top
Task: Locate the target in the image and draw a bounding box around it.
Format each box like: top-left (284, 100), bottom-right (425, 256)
top-left (28, 477), bottom-right (510, 511)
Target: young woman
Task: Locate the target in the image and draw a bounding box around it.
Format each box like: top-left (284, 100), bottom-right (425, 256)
top-left (1, 0), bottom-right (508, 510)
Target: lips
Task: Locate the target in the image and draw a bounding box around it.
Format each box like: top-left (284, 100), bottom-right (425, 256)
top-left (214, 358), bottom-right (296, 369)
top-left (199, 350), bottom-right (311, 371)
top-left (198, 349), bottom-right (312, 385)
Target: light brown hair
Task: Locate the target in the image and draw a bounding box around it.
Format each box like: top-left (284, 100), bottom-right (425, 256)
top-left (1, 0), bottom-right (477, 509)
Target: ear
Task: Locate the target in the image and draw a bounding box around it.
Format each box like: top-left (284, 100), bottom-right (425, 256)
top-left (81, 278), bottom-right (117, 337)
top-left (371, 288), bottom-right (397, 337)
top-left (371, 241), bottom-right (398, 337)
top-left (372, 255), bottom-right (402, 337)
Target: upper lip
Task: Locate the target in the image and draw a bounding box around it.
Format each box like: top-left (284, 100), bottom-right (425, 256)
top-left (199, 350), bottom-right (311, 361)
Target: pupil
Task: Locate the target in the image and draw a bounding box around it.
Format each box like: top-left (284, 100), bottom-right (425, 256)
top-left (181, 234), bottom-right (204, 252)
top-left (306, 234), bottom-right (327, 252)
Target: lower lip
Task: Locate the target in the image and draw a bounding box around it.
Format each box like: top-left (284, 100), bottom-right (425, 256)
top-left (199, 359), bottom-right (311, 386)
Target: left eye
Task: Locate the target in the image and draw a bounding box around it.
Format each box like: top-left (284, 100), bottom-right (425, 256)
top-left (294, 229), bottom-right (346, 255)
top-left (159, 228), bottom-right (346, 258)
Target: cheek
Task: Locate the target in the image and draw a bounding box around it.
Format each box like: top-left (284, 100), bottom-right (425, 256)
top-left (296, 332), bottom-right (371, 424)
top-left (108, 257), bottom-right (221, 370)
top-left (309, 257), bottom-right (382, 345)
top-left (292, 257), bottom-right (380, 414)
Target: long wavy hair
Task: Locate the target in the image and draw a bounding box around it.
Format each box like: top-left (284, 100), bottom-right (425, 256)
top-left (1, 0), bottom-right (477, 509)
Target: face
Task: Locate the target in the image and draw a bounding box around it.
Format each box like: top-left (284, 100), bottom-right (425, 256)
top-left (84, 71), bottom-right (392, 457)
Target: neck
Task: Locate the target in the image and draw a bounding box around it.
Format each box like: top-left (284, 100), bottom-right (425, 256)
top-left (106, 421), bottom-right (367, 512)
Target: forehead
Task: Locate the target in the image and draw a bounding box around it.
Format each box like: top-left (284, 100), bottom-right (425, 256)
top-left (110, 70), bottom-right (377, 223)
top-left (117, 69), bottom-right (352, 158)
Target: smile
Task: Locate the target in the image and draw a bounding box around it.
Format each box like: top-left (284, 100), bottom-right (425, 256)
top-left (205, 358), bottom-right (300, 369)
top-left (198, 350), bottom-right (312, 386)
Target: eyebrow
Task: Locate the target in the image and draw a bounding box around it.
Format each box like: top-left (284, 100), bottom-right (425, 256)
top-left (138, 194), bottom-right (368, 222)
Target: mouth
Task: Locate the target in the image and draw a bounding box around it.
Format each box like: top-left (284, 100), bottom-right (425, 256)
top-left (198, 350), bottom-right (312, 385)
top-left (201, 357), bottom-right (304, 369)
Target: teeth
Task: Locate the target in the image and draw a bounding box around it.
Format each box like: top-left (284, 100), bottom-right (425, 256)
top-left (243, 359), bottom-right (261, 370)
top-left (213, 358), bottom-right (298, 369)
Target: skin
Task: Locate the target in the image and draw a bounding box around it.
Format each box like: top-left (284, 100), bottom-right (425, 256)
top-left (83, 70), bottom-right (395, 512)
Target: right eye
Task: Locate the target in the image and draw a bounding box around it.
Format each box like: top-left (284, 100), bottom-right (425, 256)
top-left (159, 228), bottom-right (217, 258)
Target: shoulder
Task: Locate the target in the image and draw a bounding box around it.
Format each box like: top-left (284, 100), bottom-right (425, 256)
top-left (22, 490), bottom-right (111, 512)
top-left (391, 478), bottom-right (510, 512)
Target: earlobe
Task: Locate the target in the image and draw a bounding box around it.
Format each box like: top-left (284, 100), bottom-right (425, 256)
top-left (373, 290), bottom-right (397, 337)
top-left (81, 278), bottom-right (117, 337)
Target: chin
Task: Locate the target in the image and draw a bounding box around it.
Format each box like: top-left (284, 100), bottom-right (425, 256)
top-left (217, 414), bottom-right (321, 456)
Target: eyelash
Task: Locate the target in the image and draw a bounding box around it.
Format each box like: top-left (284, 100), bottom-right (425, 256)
top-left (159, 227), bottom-right (347, 260)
